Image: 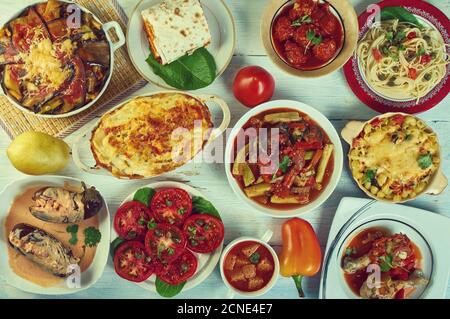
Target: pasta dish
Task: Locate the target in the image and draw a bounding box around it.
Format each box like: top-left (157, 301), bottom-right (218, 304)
top-left (349, 114), bottom-right (440, 202)
top-left (357, 19), bottom-right (449, 103)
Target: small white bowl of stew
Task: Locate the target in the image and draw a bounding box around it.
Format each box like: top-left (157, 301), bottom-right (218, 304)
top-left (225, 100), bottom-right (343, 218)
top-left (220, 230), bottom-right (280, 297)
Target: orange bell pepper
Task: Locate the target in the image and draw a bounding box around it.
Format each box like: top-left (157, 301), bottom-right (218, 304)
top-left (279, 217), bottom-right (322, 298)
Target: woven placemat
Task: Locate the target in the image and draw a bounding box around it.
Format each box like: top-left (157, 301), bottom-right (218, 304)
top-left (0, 0), bottom-right (146, 139)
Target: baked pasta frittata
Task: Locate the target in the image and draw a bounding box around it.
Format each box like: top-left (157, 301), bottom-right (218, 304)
top-left (349, 114), bottom-right (440, 202)
top-left (90, 93), bottom-right (213, 178)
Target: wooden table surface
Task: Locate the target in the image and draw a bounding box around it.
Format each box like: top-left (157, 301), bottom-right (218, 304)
top-left (0, 0), bottom-right (449, 299)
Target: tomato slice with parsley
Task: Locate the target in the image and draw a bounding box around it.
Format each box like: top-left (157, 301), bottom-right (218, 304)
top-left (145, 223), bottom-right (186, 264)
top-left (114, 241), bottom-right (154, 283)
top-left (114, 201), bottom-right (151, 241)
top-left (182, 215), bottom-right (224, 253)
top-left (150, 188), bottom-right (192, 226)
top-left (157, 250), bottom-right (198, 285)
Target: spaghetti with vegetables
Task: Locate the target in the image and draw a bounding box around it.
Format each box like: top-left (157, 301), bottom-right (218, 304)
top-left (357, 20), bottom-right (449, 103)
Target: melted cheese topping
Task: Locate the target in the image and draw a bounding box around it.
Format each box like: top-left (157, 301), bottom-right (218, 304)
top-left (90, 93), bottom-right (213, 178)
top-left (20, 38), bottom-right (71, 90)
top-left (363, 135), bottom-right (423, 182)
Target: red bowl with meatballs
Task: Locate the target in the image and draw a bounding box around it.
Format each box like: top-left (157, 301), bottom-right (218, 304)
top-left (262, 0), bottom-right (358, 78)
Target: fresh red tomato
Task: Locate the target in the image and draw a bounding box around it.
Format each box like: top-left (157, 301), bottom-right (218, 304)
top-left (114, 201), bottom-right (151, 241)
top-left (114, 241), bottom-right (154, 283)
top-left (408, 68), bottom-right (417, 80)
top-left (145, 223), bottom-right (186, 264)
top-left (420, 54), bottom-right (432, 65)
top-left (182, 215), bottom-right (225, 253)
top-left (157, 250), bottom-right (198, 285)
top-left (372, 48), bottom-right (383, 62)
top-left (407, 32), bottom-right (417, 40)
top-left (150, 188), bottom-right (192, 226)
top-left (392, 114), bottom-right (405, 125)
top-left (233, 66), bottom-right (275, 108)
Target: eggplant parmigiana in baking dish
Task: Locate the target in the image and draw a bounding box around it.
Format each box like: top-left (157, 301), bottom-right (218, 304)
top-left (90, 93), bottom-right (213, 179)
top-left (0, 0), bottom-right (111, 115)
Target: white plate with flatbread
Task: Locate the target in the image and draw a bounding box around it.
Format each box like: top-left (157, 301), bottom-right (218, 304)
top-left (127, 0), bottom-right (236, 89)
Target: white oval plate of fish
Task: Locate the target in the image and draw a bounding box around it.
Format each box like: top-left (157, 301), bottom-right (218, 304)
top-left (127, 0), bottom-right (236, 89)
top-left (320, 197), bottom-right (450, 299)
top-left (0, 176), bottom-right (110, 295)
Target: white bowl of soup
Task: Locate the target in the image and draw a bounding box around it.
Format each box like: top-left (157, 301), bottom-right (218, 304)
top-left (220, 231), bottom-right (279, 297)
top-left (225, 100), bottom-right (343, 218)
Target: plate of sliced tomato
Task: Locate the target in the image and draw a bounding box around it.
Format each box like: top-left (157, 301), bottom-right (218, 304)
top-left (110, 182), bottom-right (225, 298)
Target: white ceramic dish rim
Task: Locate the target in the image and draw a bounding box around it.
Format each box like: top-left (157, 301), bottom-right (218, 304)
top-left (219, 231), bottom-right (280, 298)
top-left (110, 181), bottom-right (224, 294)
top-left (319, 197), bottom-right (450, 299)
top-left (0, 0), bottom-right (126, 118)
top-left (72, 90), bottom-right (231, 179)
top-left (0, 175), bottom-right (111, 295)
top-left (126, 0), bottom-right (237, 89)
top-left (224, 99), bottom-right (344, 218)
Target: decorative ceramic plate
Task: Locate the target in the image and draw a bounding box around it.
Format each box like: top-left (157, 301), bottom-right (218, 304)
top-left (343, 0), bottom-right (450, 114)
top-left (0, 176), bottom-right (110, 295)
top-left (320, 197), bottom-right (450, 299)
top-left (110, 181), bottom-right (223, 295)
top-left (126, 0), bottom-right (236, 89)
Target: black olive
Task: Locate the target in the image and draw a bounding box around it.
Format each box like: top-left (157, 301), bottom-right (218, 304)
top-left (424, 73), bottom-right (431, 81)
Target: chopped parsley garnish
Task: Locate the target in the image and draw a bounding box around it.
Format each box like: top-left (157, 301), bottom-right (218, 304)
top-left (379, 254), bottom-right (393, 272)
top-left (166, 200), bottom-right (173, 207)
top-left (306, 29), bottom-right (322, 45)
top-left (345, 247), bottom-right (357, 256)
top-left (363, 169), bottom-right (377, 184)
top-left (178, 208), bottom-right (186, 215)
top-left (291, 15), bottom-right (312, 27)
top-left (147, 218), bottom-right (157, 230)
top-left (66, 224), bottom-right (79, 246)
top-left (417, 154), bottom-right (432, 169)
top-left (84, 227), bottom-right (101, 248)
top-left (279, 156), bottom-right (291, 173)
top-left (416, 47), bottom-right (426, 57)
top-left (249, 252), bottom-right (261, 264)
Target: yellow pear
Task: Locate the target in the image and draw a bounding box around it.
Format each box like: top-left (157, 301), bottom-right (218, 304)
top-left (7, 131), bottom-right (70, 175)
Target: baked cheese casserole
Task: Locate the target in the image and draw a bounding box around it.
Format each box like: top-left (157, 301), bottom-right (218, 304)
top-left (90, 93), bottom-right (213, 178)
top-left (349, 114), bottom-right (440, 202)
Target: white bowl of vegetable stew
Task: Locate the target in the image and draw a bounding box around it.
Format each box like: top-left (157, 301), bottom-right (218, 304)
top-left (225, 100), bottom-right (343, 218)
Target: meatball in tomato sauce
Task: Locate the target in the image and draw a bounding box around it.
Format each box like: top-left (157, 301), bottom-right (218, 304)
top-left (271, 0), bottom-right (344, 70)
top-left (289, 0), bottom-right (317, 19)
top-left (274, 16), bottom-right (294, 42)
top-left (285, 41), bottom-right (308, 66)
top-left (312, 38), bottom-right (337, 61)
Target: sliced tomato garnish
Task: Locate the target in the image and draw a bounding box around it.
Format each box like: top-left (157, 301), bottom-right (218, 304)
top-left (183, 215), bottom-right (224, 254)
top-left (391, 114), bottom-right (405, 125)
top-left (157, 250), bottom-right (198, 285)
top-left (114, 241), bottom-right (154, 283)
top-left (150, 188), bottom-right (192, 226)
top-left (372, 48), bottom-right (382, 62)
top-left (114, 201), bottom-right (151, 241)
top-left (408, 68), bottom-right (417, 80)
top-left (145, 223), bottom-right (186, 264)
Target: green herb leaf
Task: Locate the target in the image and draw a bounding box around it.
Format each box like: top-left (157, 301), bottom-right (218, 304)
top-left (110, 237), bottom-right (125, 256)
top-left (393, 31), bottom-right (406, 44)
top-left (380, 7), bottom-right (423, 28)
top-left (147, 218), bottom-right (157, 230)
top-left (306, 29), bottom-right (322, 45)
top-left (417, 154), bottom-right (432, 169)
top-left (192, 196), bottom-right (222, 220)
top-left (291, 15), bottom-right (312, 27)
top-left (249, 252), bottom-right (260, 264)
top-left (178, 208), bottom-right (186, 215)
top-left (155, 277), bottom-right (186, 298)
top-left (66, 224), bottom-right (79, 245)
top-left (133, 187), bottom-right (155, 207)
top-left (146, 48), bottom-right (217, 90)
top-left (385, 32), bottom-right (394, 41)
top-left (84, 227), bottom-right (101, 248)
top-left (416, 47), bottom-right (426, 57)
top-left (379, 254), bottom-right (393, 272)
top-left (279, 156), bottom-right (292, 174)
top-left (363, 169), bottom-right (377, 184)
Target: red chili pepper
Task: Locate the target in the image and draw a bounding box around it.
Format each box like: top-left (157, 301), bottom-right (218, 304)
top-left (392, 114), bottom-right (405, 125)
top-left (370, 118), bottom-right (382, 127)
top-left (372, 48), bottom-right (382, 62)
top-left (420, 54), bottom-right (432, 65)
top-left (407, 32), bottom-right (417, 40)
top-left (408, 68), bottom-right (417, 80)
